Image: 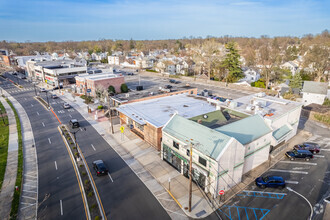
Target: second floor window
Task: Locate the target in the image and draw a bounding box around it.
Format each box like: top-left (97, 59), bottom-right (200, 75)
top-left (173, 141), bottom-right (179, 149)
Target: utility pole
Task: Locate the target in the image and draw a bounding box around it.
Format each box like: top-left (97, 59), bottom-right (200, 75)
top-left (107, 93), bottom-right (114, 134)
top-left (189, 142), bottom-right (193, 212)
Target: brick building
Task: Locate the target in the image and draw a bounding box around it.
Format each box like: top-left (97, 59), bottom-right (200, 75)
top-left (75, 73), bottom-right (125, 96)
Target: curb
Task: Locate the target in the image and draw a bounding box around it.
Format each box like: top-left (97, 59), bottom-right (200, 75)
top-left (58, 126), bottom-right (91, 220)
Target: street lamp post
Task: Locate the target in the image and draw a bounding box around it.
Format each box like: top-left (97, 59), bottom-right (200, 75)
top-left (44, 90), bottom-right (50, 108)
top-left (71, 128), bottom-right (86, 156)
top-left (33, 83), bottom-right (37, 96)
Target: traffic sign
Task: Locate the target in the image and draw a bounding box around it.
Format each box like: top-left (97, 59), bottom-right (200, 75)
top-left (219, 190), bottom-right (225, 195)
top-left (87, 89), bottom-right (91, 93)
top-left (120, 126), bottom-right (125, 133)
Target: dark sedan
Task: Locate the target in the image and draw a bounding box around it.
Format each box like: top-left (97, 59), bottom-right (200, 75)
top-left (255, 176), bottom-right (285, 189)
top-left (92, 160), bottom-right (108, 176)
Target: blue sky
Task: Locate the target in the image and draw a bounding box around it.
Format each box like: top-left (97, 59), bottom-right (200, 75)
top-left (0, 0), bottom-right (329, 42)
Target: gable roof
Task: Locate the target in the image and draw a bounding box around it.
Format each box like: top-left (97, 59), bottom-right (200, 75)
top-left (215, 114), bottom-right (272, 145)
top-left (163, 114), bottom-right (232, 160)
top-left (302, 81), bottom-right (328, 95)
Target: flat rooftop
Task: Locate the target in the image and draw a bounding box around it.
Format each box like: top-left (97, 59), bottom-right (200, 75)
top-left (226, 93), bottom-right (302, 121)
top-left (117, 94), bottom-right (216, 127)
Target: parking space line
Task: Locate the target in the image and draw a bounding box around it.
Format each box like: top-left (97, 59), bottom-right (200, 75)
top-left (36, 111), bottom-right (39, 115)
top-left (108, 173), bottom-right (114, 182)
top-left (313, 155), bottom-right (325, 158)
top-left (42, 122), bottom-right (45, 127)
top-left (31, 104), bottom-right (33, 107)
top-left (91, 144), bottom-right (96, 151)
top-left (320, 149), bottom-right (330, 152)
top-left (48, 138), bottom-right (51, 144)
top-left (69, 114), bottom-right (72, 118)
top-left (269, 169), bottom-right (308, 174)
top-left (285, 180), bottom-right (299, 184)
top-left (279, 161), bottom-right (317, 165)
top-left (60, 200), bottom-right (63, 215)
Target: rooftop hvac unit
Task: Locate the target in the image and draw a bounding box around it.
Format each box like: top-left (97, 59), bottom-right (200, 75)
top-left (125, 93), bottom-right (130, 98)
top-left (257, 92), bottom-right (266, 98)
top-left (229, 101), bottom-right (238, 108)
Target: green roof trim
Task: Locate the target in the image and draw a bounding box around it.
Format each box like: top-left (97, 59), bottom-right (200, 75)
top-left (163, 114), bottom-right (232, 160)
top-left (272, 124), bottom-right (292, 141)
top-left (215, 114), bottom-right (272, 145)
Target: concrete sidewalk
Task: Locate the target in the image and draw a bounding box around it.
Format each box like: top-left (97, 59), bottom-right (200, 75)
top-left (0, 97), bottom-right (18, 220)
top-left (1, 89), bottom-right (38, 220)
top-left (58, 91), bottom-right (215, 219)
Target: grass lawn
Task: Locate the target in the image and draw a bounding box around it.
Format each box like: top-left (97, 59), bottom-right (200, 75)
top-left (6, 99), bottom-right (23, 220)
top-left (0, 100), bottom-right (9, 190)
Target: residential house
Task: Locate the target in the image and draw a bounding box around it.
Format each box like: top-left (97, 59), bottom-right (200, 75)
top-left (281, 61), bottom-right (299, 76)
top-left (241, 68), bottom-right (260, 83)
top-left (301, 81), bottom-right (328, 105)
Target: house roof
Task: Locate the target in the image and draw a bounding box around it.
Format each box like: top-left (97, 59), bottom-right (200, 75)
top-left (302, 81), bottom-right (328, 95)
top-left (117, 94), bottom-right (216, 128)
top-left (163, 114), bottom-right (232, 160)
top-left (214, 114), bottom-right (272, 145)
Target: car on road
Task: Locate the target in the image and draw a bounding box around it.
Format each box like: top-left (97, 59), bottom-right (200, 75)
top-left (92, 160), bottom-right (108, 176)
top-left (19, 75), bottom-right (26, 79)
top-left (69, 119), bottom-right (79, 128)
top-left (285, 149), bottom-right (313, 161)
top-left (164, 85), bottom-right (172, 89)
top-left (127, 72), bottom-right (134, 75)
top-left (51, 94), bottom-right (58, 99)
top-left (255, 176), bottom-right (286, 189)
top-left (169, 79), bottom-right (176, 83)
top-left (40, 88), bottom-right (46, 92)
top-left (63, 103), bottom-right (71, 109)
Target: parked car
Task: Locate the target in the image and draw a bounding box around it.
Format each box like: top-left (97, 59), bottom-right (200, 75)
top-left (40, 88), bottom-right (46, 92)
top-left (169, 79), bottom-right (176, 83)
top-left (285, 149), bottom-right (313, 161)
top-left (127, 72), bottom-right (134, 75)
top-left (51, 94), bottom-right (58, 99)
top-left (92, 160), bottom-right (108, 176)
top-left (255, 176), bottom-right (285, 189)
top-left (164, 85), bottom-right (172, 89)
top-left (69, 119), bottom-right (79, 128)
top-left (301, 142), bottom-right (320, 154)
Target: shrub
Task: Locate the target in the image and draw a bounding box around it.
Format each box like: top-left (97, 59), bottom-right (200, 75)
top-left (251, 80), bottom-right (265, 88)
top-left (88, 192), bottom-right (93, 197)
top-left (90, 204), bottom-right (97, 210)
top-left (82, 171), bottom-right (86, 176)
top-left (108, 85), bottom-right (116, 94)
top-left (146, 69), bottom-right (157, 73)
top-left (97, 105), bottom-right (103, 110)
top-left (73, 147), bottom-right (76, 150)
top-left (323, 98), bottom-right (330, 106)
top-left (70, 141), bottom-right (73, 145)
top-left (95, 216), bottom-right (100, 220)
top-left (80, 164), bottom-right (83, 167)
top-left (120, 83), bottom-right (128, 93)
top-left (74, 152), bottom-right (79, 157)
top-left (84, 179), bottom-right (89, 185)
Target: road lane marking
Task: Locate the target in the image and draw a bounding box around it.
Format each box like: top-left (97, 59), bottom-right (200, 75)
top-left (80, 127), bottom-right (83, 131)
top-left (285, 180), bottom-right (299, 184)
top-left (69, 114), bottom-right (72, 118)
top-left (42, 122), bottom-right (45, 127)
top-left (91, 144), bottom-right (96, 151)
top-left (55, 161), bottom-right (57, 170)
top-left (48, 138), bottom-right (51, 144)
top-left (269, 169), bottom-right (308, 174)
top-left (108, 173), bottom-right (114, 182)
top-left (320, 149), bottom-right (330, 152)
top-left (60, 200), bottom-right (63, 215)
top-left (313, 155), bottom-right (325, 158)
top-left (36, 111), bottom-right (39, 115)
top-left (279, 161), bottom-right (317, 166)
top-left (31, 104), bottom-right (33, 107)
top-left (24, 98), bottom-right (27, 100)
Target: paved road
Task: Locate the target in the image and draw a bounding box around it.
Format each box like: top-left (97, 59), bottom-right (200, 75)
top-left (0, 73), bottom-right (85, 220)
top-left (2, 73), bottom-right (171, 219)
top-left (204, 121), bottom-right (330, 220)
top-left (49, 90), bottom-right (171, 219)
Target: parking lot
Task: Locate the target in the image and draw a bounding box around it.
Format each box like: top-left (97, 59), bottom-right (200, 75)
top-left (217, 134), bottom-right (330, 220)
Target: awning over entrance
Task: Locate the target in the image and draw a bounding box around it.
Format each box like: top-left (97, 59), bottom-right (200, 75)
top-left (272, 124), bottom-right (292, 141)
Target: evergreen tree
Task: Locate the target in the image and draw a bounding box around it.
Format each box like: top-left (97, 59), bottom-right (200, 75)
top-left (221, 42), bottom-right (244, 83)
top-left (289, 72), bottom-right (303, 89)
